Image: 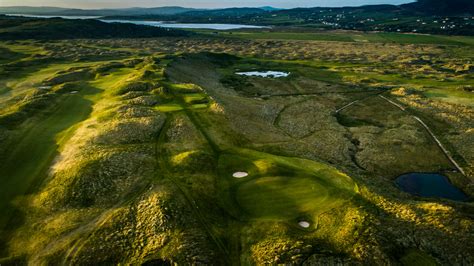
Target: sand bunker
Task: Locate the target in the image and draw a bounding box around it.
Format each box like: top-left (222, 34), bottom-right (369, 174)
top-left (236, 71), bottom-right (290, 78)
top-left (298, 221), bottom-right (310, 228)
top-left (70, 91), bottom-right (79, 94)
top-left (233, 171), bottom-right (249, 178)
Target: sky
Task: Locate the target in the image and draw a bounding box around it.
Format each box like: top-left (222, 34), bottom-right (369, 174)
top-left (0, 0), bottom-right (415, 9)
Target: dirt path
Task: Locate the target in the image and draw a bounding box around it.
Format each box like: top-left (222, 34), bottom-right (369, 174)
top-left (335, 91), bottom-right (384, 114)
top-left (413, 116), bottom-right (466, 176)
top-left (379, 95), bottom-right (405, 111)
top-left (335, 99), bottom-right (361, 113)
top-left (378, 95), bottom-right (466, 176)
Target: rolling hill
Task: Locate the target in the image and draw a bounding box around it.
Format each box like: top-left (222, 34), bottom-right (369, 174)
top-left (0, 15), bottom-right (189, 39)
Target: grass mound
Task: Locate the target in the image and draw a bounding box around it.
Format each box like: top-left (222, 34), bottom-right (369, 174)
top-left (0, 90), bottom-right (56, 127)
top-left (117, 81), bottom-right (156, 95)
top-left (44, 68), bottom-right (94, 85)
top-left (170, 150), bottom-right (216, 173)
top-left (36, 148), bottom-right (155, 208)
top-left (95, 117), bottom-right (165, 145)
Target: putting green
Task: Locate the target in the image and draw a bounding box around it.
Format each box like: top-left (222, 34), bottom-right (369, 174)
top-left (220, 149), bottom-right (358, 221)
top-left (236, 175), bottom-right (331, 219)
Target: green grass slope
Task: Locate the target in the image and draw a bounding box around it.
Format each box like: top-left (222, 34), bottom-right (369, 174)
top-left (0, 86), bottom-right (98, 227)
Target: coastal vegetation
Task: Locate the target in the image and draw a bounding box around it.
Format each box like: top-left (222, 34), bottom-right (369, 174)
top-left (0, 11), bottom-right (473, 265)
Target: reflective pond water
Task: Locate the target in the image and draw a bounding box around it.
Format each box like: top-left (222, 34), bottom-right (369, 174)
top-left (395, 173), bottom-right (468, 201)
top-left (236, 71), bottom-right (290, 78)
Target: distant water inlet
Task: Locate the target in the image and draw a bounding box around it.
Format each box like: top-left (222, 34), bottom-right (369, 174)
top-left (102, 20), bottom-right (267, 30)
top-left (5, 15), bottom-right (268, 30)
top-left (395, 173), bottom-right (468, 201)
top-left (236, 71), bottom-right (290, 78)
top-left (7, 14), bottom-right (102, 19)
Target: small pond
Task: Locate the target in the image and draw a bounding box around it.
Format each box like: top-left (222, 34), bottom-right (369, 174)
top-left (236, 71), bottom-right (290, 78)
top-left (395, 173), bottom-right (468, 201)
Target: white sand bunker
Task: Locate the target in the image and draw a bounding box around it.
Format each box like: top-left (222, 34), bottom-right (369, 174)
top-left (298, 221), bottom-right (310, 228)
top-left (70, 91), bottom-right (79, 94)
top-left (233, 171), bottom-right (249, 178)
top-left (236, 71), bottom-right (290, 78)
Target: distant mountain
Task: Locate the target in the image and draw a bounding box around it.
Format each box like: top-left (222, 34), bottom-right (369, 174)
top-left (0, 6), bottom-right (71, 14)
top-left (402, 0), bottom-right (474, 15)
top-left (99, 7), bottom-right (273, 22)
top-left (258, 6), bottom-right (283, 11)
top-left (182, 7), bottom-right (268, 17)
top-left (0, 6), bottom-right (197, 16)
top-left (114, 7), bottom-right (199, 15)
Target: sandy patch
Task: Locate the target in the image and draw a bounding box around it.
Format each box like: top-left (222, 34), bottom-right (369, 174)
top-left (233, 171), bottom-right (249, 178)
top-left (298, 221), bottom-right (310, 228)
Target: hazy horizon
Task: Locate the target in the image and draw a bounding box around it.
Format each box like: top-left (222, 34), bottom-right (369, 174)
top-left (0, 0), bottom-right (415, 9)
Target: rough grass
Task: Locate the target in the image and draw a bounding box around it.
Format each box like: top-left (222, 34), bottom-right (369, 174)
top-left (0, 38), bottom-right (473, 265)
top-left (400, 249), bottom-right (438, 266)
top-left (0, 82), bottom-right (100, 229)
top-left (201, 29), bottom-right (474, 46)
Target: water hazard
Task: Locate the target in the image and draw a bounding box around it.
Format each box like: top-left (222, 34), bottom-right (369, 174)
top-left (395, 173), bottom-right (468, 201)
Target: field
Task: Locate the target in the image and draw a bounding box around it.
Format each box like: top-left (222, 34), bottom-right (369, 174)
top-left (196, 28), bottom-right (474, 46)
top-left (0, 32), bottom-right (473, 265)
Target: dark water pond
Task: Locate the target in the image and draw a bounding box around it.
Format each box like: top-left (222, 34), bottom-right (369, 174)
top-left (395, 173), bottom-right (468, 201)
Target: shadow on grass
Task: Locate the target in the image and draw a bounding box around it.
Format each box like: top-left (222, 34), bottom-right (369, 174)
top-left (0, 83), bottom-right (102, 254)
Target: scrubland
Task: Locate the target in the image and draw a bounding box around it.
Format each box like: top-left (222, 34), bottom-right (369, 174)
top-left (0, 34), bottom-right (473, 265)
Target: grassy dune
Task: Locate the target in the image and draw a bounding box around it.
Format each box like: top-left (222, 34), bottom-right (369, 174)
top-left (0, 36), bottom-right (472, 265)
top-left (0, 88), bottom-right (97, 226)
top-left (197, 29), bottom-right (474, 46)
